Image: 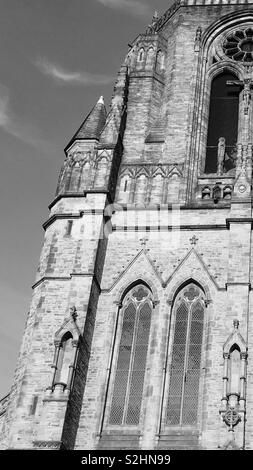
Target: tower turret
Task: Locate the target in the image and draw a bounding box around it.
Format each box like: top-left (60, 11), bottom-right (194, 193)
top-left (56, 96), bottom-right (107, 195)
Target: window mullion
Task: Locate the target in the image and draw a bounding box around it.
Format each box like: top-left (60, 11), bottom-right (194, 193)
top-left (179, 300), bottom-right (192, 425)
top-left (123, 301), bottom-right (140, 425)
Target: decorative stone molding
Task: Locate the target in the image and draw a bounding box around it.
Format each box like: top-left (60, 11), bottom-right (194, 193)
top-left (54, 306), bottom-right (81, 344)
top-left (33, 440), bottom-right (63, 450)
top-left (119, 163), bottom-right (183, 179)
top-left (211, 24), bottom-right (253, 68)
top-left (117, 163), bottom-right (183, 205)
top-left (197, 182), bottom-right (233, 203)
top-left (166, 275), bottom-right (212, 306)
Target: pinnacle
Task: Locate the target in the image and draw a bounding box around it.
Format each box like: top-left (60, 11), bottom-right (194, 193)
top-left (66, 96), bottom-right (107, 148)
top-left (97, 96), bottom-right (104, 105)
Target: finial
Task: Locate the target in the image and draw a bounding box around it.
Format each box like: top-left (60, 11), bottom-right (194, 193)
top-left (233, 319), bottom-right (239, 330)
top-left (147, 11), bottom-right (159, 33)
top-left (153, 11), bottom-right (159, 21)
top-left (70, 305), bottom-right (78, 321)
top-left (97, 96), bottom-right (104, 105)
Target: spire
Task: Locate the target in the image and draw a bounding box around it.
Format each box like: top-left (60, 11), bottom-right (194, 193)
top-left (66, 96), bottom-right (107, 149)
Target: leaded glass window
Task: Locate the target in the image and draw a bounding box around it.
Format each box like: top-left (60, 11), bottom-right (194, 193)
top-left (166, 284), bottom-right (205, 427)
top-left (109, 284), bottom-right (152, 426)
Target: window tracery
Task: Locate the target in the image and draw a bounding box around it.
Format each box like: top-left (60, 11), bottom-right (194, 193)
top-left (223, 28), bottom-right (253, 62)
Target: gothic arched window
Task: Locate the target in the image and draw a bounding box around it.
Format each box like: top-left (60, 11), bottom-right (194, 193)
top-left (205, 72), bottom-right (239, 174)
top-left (108, 284), bottom-right (152, 426)
top-left (166, 283), bottom-right (205, 426)
top-left (54, 332), bottom-right (73, 386)
top-left (228, 345), bottom-right (241, 395)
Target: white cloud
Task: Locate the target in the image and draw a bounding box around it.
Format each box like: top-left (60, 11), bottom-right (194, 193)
top-left (0, 89), bottom-right (10, 128)
top-left (35, 57), bottom-right (113, 86)
top-left (0, 83), bottom-right (52, 151)
top-left (96, 0), bottom-right (153, 18)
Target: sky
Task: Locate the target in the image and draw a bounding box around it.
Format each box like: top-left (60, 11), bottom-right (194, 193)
top-left (0, 0), bottom-right (172, 398)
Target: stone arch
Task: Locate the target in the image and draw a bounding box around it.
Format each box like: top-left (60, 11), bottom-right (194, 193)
top-left (202, 9), bottom-right (253, 53)
top-left (221, 320), bottom-right (247, 413)
top-left (166, 277), bottom-right (212, 306)
top-left (187, 11), bottom-right (253, 196)
top-left (115, 276), bottom-right (160, 306)
top-left (104, 281), bottom-right (154, 428)
top-left (223, 323), bottom-right (247, 355)
top-left (208, 62), bottom-right (243, 82)
top-left (48, 308), bottom-right (81, 393)
top-left (135, 166), bottom-right (150, 178)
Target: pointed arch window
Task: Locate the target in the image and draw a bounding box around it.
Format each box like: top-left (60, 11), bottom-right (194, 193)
top-left (166, 283), bottom-right (205, 426)
top-left (205, 72), bottom-right (239, 174)
top-left (228, 345), bottom-right (241, 395)
top-left (108, 284), bottom-right (152, 426)
top-left (54, 332), bottom-right (73, 386)
top-left (138, 48), bottom-right (145, 63)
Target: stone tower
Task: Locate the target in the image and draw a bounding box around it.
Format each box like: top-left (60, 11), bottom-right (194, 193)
top-left (2, 0), bottom-right (253, 451)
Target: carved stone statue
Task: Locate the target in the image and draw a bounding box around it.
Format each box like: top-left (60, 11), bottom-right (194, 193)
top-left (242, 79), bottom-right (251, 115)
top-left (217, 137), bottom-right (226, 175)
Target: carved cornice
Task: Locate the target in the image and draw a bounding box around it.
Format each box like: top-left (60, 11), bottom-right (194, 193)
top-left (119, 163), bottom-right (184, 179)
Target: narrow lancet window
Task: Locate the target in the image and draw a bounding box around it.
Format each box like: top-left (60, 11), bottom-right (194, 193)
top-left (228, 345), bottom-right (241, 396)
top-left (166, 284), bottom-right (205, 426)
top-left (205, 72), bottom-right (239, 174)
top-left (109, 284), bottom-right (152, 426)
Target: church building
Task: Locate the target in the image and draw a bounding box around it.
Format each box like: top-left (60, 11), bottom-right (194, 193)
top-left (1, 0), bottom-right (253, 450)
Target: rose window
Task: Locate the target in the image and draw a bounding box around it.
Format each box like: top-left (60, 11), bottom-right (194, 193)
top-left (223, 28), bottom-right (253, 62)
